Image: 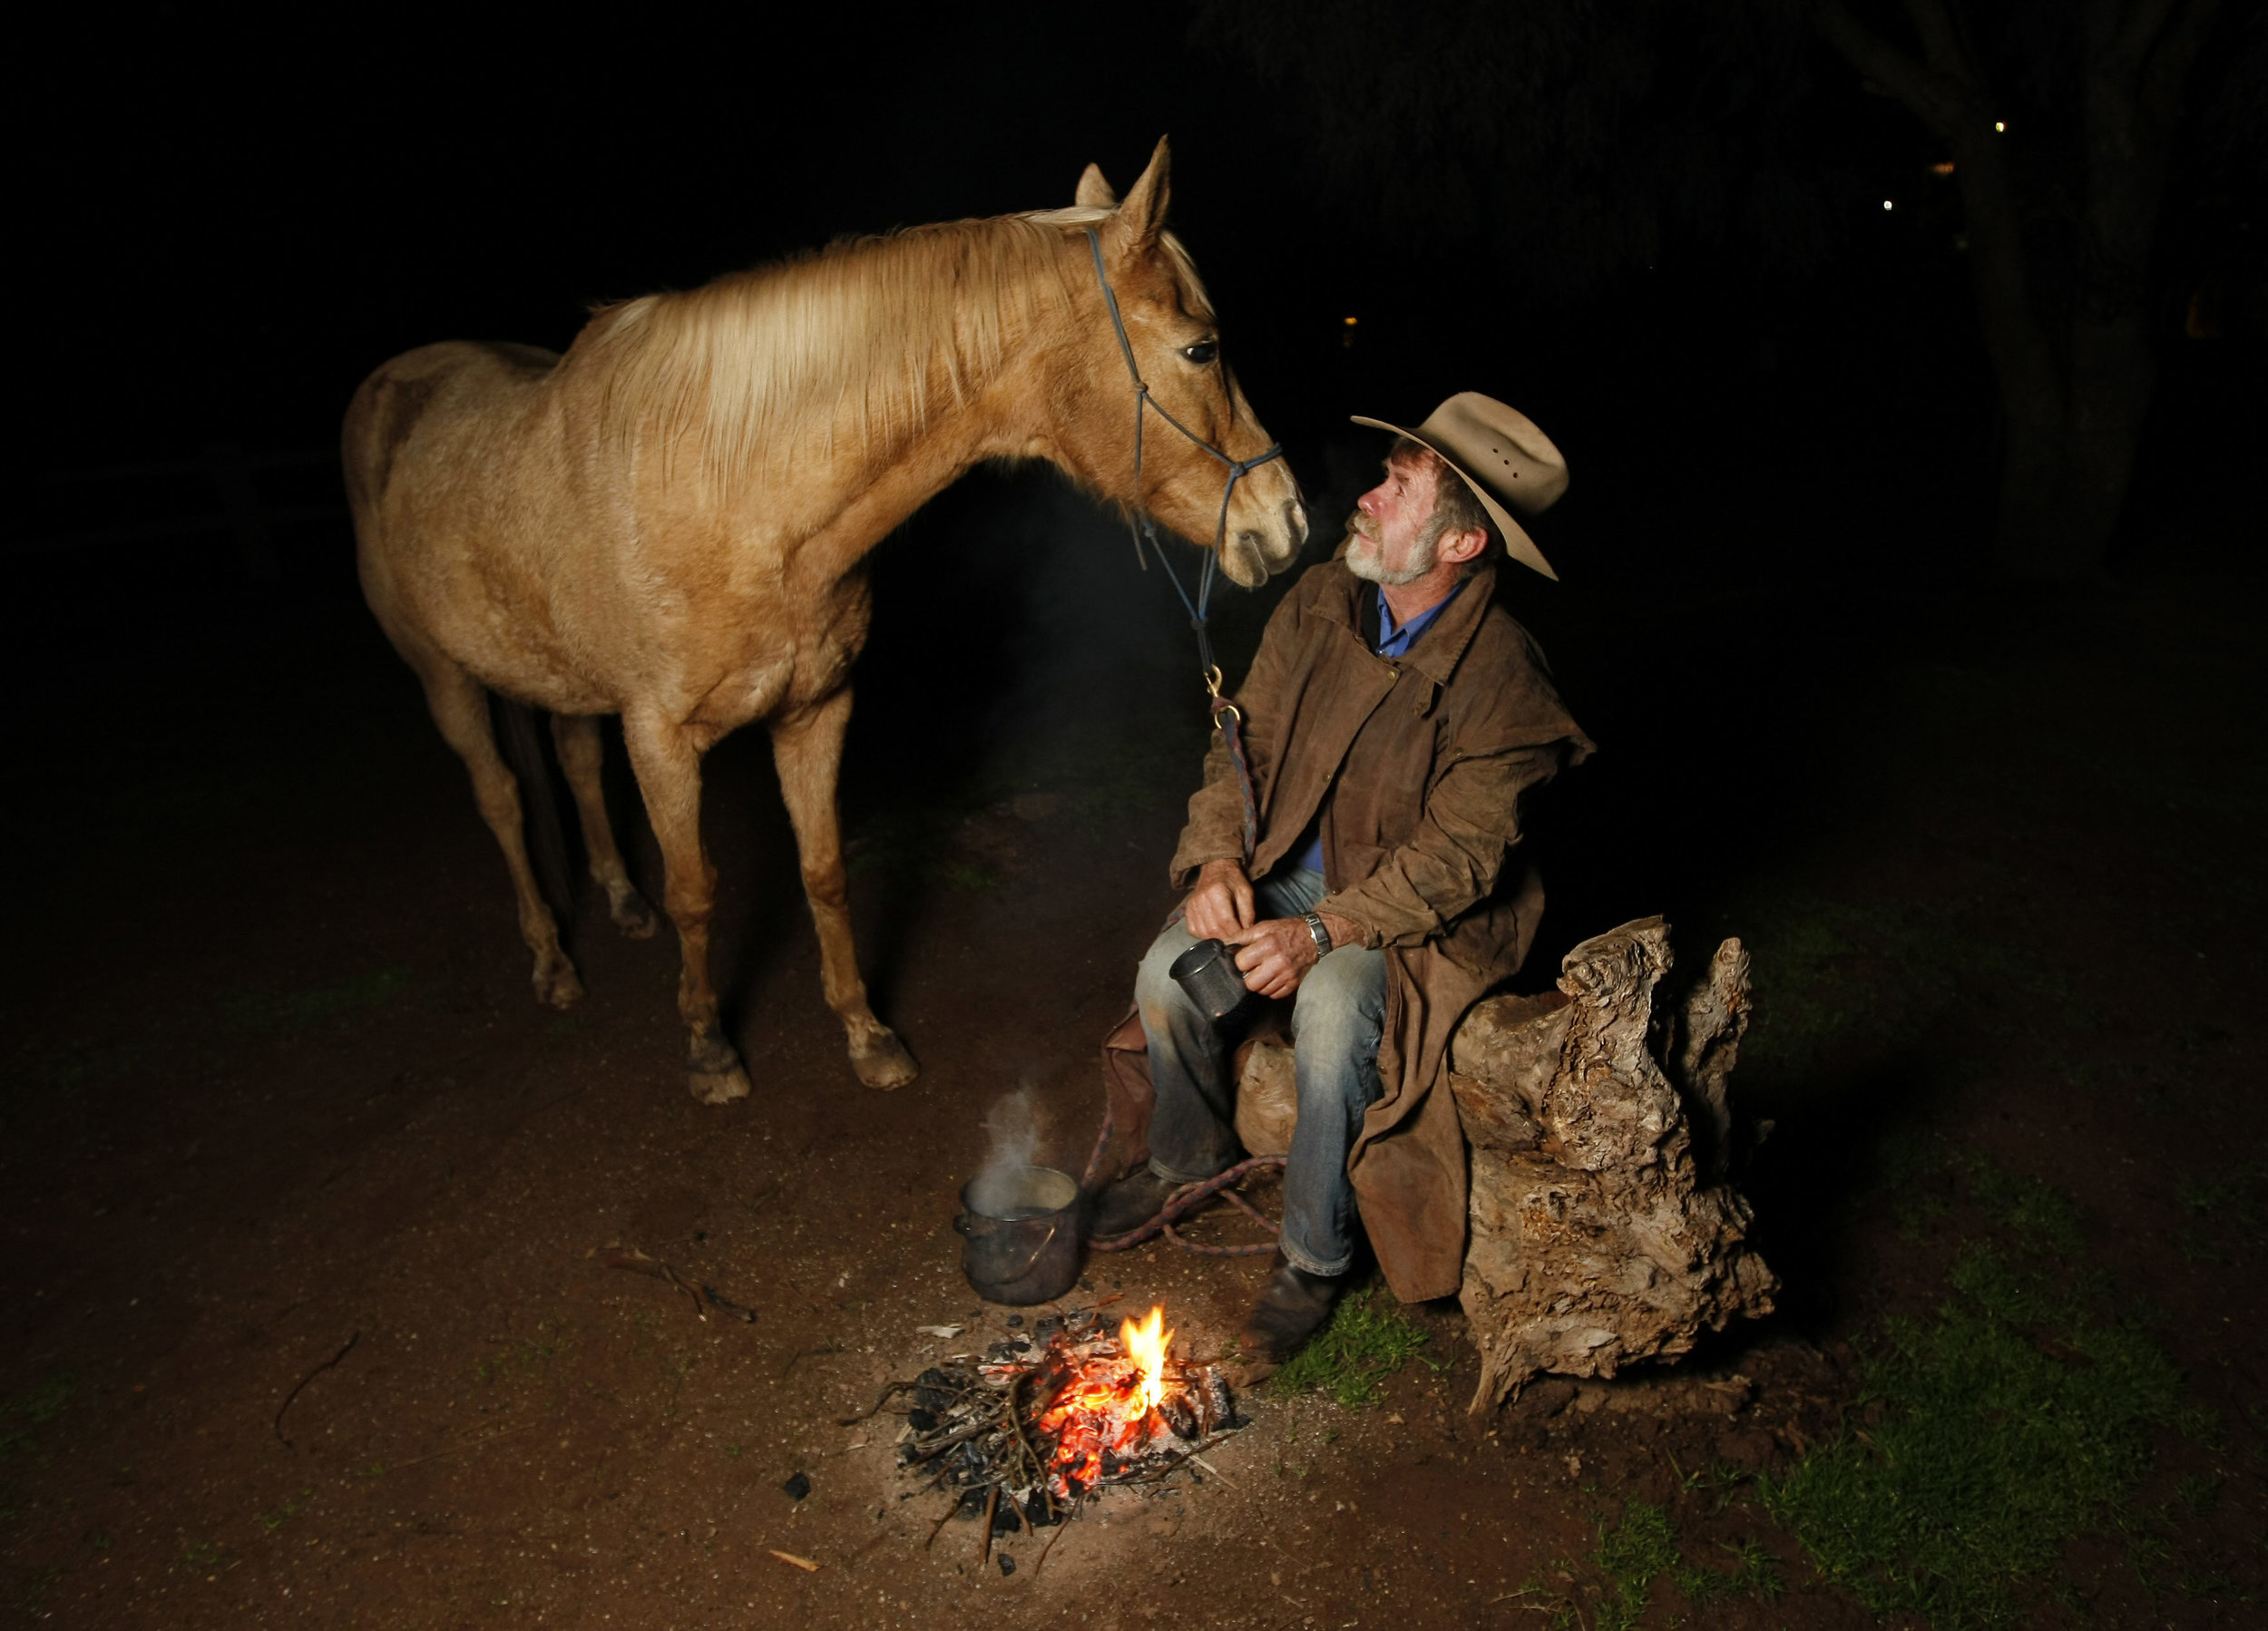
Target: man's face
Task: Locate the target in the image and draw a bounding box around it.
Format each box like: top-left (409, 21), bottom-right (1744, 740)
top-left (1345, 453), bottom-right (1444, 587)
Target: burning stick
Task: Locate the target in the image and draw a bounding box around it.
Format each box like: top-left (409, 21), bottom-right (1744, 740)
top-left (884, 1302), bottom-right (1246, 1548)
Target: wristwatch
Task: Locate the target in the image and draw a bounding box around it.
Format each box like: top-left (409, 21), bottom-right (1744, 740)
top-left (1301, 911), bottom-right (1334, 957)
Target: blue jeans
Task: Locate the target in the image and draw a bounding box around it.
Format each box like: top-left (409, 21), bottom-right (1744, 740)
top-left (1134, 868), bottom-right (1386, 1277)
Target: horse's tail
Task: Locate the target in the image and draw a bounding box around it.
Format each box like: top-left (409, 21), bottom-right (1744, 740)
top-left (493, 697), bottom-right (577, 929)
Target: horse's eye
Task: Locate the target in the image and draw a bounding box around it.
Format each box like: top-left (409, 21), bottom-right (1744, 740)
top-left (1180, 340), bottom-right (1219, 366)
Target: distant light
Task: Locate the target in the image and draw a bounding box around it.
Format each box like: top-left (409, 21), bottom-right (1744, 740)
top-left (1883, 200), bottom-right (1894, 210)
top-left (1929, 161), bottom-right (1955, 176)
top-left (1344, 316), bottom-right (1358, 326)
top-left (1994, 121), bottom-right (2007, 132)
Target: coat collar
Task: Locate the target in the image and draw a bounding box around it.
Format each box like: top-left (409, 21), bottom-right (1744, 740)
top-left (1312, 558), bottom-right (1500, 687)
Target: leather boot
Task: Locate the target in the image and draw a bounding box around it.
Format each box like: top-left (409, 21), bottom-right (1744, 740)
top-left (1089, 1167), bottom-right (1182, 1238)
top-left (1241, 1254), bottom-right (1344, 1362)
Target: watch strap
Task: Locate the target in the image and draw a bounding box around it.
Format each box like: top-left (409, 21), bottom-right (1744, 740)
top-left (1302, 911), bottom-right (1333, 957)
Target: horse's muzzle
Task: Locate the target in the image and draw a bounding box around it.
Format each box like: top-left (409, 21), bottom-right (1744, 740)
top-left (1222, 500), bottom-right (1307, 587)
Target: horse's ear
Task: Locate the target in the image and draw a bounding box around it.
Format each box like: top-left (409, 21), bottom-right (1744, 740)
top-left (1106, 136), bottom-right (1171, 259)
top-left (1075, 162), bottom-right (1118, 210)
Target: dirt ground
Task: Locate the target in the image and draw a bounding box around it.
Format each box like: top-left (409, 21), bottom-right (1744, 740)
top-left (4, 513), bottom-right (2263, 1627)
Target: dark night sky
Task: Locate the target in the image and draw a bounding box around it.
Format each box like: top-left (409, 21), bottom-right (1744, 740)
top-left (15, 2), bottom-right (2256, 597)
top-left (26, 5), bottom-right (1348, 461)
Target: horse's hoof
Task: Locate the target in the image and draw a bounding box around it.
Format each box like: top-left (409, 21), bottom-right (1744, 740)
top-left (610, 890), bottom-right (659, 940)
top-left (533, 962), bottom-right (584, 1009)
top-left (688, 1063), bottom-right (752, 1105)
top-left (850, 1030), bottom-right (918, 1090)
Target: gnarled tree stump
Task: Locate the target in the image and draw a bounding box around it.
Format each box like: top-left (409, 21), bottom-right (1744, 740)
top-left (1234, 916), bottom-right (1777, 1411)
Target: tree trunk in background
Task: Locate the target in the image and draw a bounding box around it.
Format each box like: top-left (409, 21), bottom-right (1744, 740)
top-left (1816, 0), bottom-right (2222, 581)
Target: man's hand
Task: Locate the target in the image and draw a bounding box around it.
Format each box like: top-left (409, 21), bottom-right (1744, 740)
top-left (1228, 910), bottom-right (1364, 1001)
top-left (1185, 858), bottom-right (1256, 942)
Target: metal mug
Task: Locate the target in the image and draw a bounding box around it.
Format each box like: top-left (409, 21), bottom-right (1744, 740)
top-left (1169, 937), bottom-right (1252, 1023)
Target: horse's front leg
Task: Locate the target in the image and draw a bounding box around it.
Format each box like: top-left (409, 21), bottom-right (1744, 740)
top-left (769, 688), bottom-right (919, 1089)
top-left (621, 709), bottom-right (750, 1104)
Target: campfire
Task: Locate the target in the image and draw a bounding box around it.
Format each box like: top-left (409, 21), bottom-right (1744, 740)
top-left (882, 1303), bottom-right (1243, 1536)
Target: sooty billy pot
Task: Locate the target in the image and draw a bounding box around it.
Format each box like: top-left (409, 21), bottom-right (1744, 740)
top-left (955, 1164), bottom-right (1085, 1305)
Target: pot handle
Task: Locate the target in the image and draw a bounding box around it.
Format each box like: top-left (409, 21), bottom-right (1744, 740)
top-left (953, 1212), bottom-right (974, 1238)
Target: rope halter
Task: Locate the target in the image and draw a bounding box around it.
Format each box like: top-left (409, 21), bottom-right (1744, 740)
top-left (1082, 228), bottom-right (1285, 689)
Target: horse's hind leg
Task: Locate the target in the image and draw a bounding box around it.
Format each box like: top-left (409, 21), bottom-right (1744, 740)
top-left (551, 713), bottom-right (658, 939)
top-left (621, 709), bottom-right (750, 1105)
top-left (769, 688), bottom-right (919, 1090)
top-left (415, 659), bottom-right (583, 1008)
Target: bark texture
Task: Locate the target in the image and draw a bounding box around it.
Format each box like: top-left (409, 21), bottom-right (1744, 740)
top-left (1450, 918), bottom-right (1776, 1411)
top-left (1230, 917), bottom-right (1776, 1411)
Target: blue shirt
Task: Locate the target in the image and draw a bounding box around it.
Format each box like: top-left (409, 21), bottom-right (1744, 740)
top-left (1291, 580), bottom-right (1466, 878)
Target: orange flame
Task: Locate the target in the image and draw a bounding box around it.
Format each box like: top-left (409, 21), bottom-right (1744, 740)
top-left (1120, 1304), bottom-right (1173, 1415)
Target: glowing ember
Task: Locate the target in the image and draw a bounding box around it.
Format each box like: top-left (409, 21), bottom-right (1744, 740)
top-left (1121, 1304), bottom-right (1173, 1414)
top-left (891, 1303), bottom-right (1239, 1513)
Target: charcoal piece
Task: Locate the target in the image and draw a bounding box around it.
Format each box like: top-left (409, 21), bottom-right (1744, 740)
top-left (1024, 1490), bottom-right (1058, 1528)
top-left (906, 1408), bottom-right (937, 1431)
top-left (914, 1385), bottom-right (951, 1411)
top-left (916, 1366), bottom-right (953, 1390)
top-left (781, 1472), bottom-right (811, 1500)
top-left (957, 1485), bottom-right (989, 1515)
top-left (956, 1441), bottom-right (988, 1474)
top-left (987, 1341), bottom-right (1017, 1360)
top-left (1034, 1315), bottom-right (1061, 1338)
top-left (1159, 1396), bottom-right (1199, 1441)
top-left (991, 1497), bottom-right (1021, 1535)
top-left (1197, 1371), bottom-right (1239, 1431)
top-left (998, 1553), bottom-right (1016, 1576)
top-left (1005, 1314), bottom-right (1023, 1327)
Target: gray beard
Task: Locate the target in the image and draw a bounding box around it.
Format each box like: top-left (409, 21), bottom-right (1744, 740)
top-left (1344, 514), bottom-right (1437, 587)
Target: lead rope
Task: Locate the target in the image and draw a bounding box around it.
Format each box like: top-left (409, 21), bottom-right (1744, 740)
top-left (1084, 227), bottom-right (1275, 865)
top-left (1077, 230), bottom-right (1286, 1254)
top-left (1082, 1099), bottom-right (1286, 1257)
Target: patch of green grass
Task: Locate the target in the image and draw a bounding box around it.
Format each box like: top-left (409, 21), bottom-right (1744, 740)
top-left (1523, 1502), bottom-right (1768, 1630)
top-left (1763, 1238), bottom-right (2182, 1629)
top-left (1675, 1536), bottom-right (1785, 1607)
top-left (257, 1492), bottom-right (309, 1533)
top-left (224, 966), bottom-right (415, 1034)
top-left (1950, 1151), bottom-right (2086, 1255)
top-left (1591, 1500), bottom-right (1679, 1631)
top-left (2175, 1161), bottom-right (2268, 1263)
top-left (1267, 1287), bottom-right (1440, 1408)
top-left (933, 860), bottom-right (1000, 893)
top-left (0, 1375), bottom-right (76, 1460)
top-left (1731, 884), bottom-right (2090, 1082)
top-left (473, 1327), bottom-right (564, 1386)
top-left (19, 1564), bottom-right (62, 1616)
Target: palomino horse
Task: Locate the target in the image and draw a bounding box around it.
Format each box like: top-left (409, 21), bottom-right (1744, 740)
top-left (344, 141), bottom-right (1306, 1102)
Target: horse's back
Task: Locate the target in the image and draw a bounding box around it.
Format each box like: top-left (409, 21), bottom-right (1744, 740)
top-left (346, 340), bottom-right (608, 702)
top-left (343, 340), bottom-right (560, 522)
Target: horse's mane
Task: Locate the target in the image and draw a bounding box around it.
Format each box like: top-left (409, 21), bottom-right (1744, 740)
top-left (576, 210), bottom-right (1214, 491)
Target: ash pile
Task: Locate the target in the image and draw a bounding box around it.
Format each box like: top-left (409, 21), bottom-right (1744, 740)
top-left (891, 1304), bottom-right (1244, 1533)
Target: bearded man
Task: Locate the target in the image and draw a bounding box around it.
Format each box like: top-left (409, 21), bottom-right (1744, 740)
top-left (1094, 393), bottom-right (1595, 1363)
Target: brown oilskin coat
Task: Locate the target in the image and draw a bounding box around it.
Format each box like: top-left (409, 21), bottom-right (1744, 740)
top-left (1101, 557), bottom-right (1594, 1302)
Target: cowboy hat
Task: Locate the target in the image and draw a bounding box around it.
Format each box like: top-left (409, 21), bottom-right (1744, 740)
top-left (1351, 392), bottom-right (1569, 581)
